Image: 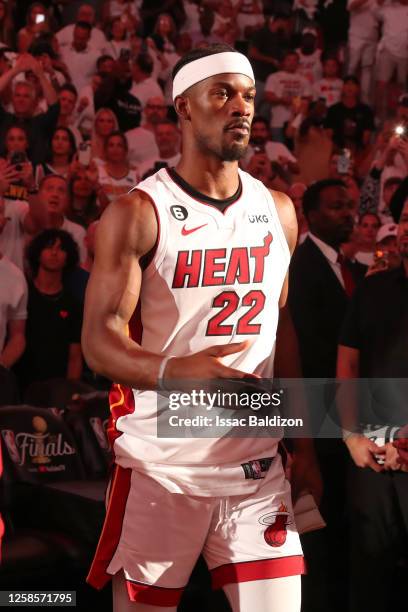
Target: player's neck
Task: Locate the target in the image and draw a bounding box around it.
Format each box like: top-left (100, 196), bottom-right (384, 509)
top-left (175, 157), bottom-right (240, 200)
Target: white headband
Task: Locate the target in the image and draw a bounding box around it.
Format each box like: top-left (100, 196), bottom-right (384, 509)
top-left (172, 51), bottom-right (255, 101)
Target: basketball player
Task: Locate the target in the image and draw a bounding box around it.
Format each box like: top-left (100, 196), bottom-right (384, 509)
top-left (83, 44), bottom-right (317, 612)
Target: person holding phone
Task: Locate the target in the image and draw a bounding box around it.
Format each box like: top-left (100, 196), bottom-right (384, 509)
top-left (106, 17), bottom-right (131, 60)
top-left (17, 3), bottom-right (49, 53)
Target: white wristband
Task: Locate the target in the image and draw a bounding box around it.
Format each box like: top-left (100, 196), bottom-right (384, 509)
top-left (158, 356), bottom-right (172, 391)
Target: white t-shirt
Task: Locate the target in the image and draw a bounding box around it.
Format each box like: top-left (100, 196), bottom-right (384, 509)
top-left (347, 0), bottom-right (379, 44)
top-left (130, 77), bottom-right (163, 109)
top-left (181, 0), bottom-right (201, 34)
top-left (109, 0), bottom-right (141, 19)
top-left (296, 48), bottom-right (322, 84)
top-left (265, 71), bottom-right (311, 128)
top-left (313, 78), bottom-right (343, 107)
top-left (126, 127), bottom-right (159, 165)
top-left (97, 165), bottom-right (139, 202)
top-left (56, 24), bottom-right (107, 53)
top-left (0, 255), bottom-right (28, 353)
top-left (243, 141), bottom-right (297, 167)
top-left (61, 217), bottom-right (87, 264)
top-left (378, 3), bottom-right (408, 58)
top-left (0, 199), bottom-right (28, 270)
top-left (60, 45), bottom-right (98, 94)
top-left (106, 39), bottom-right (131, 60)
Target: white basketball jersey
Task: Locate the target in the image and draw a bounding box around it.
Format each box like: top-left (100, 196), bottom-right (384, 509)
top-left (111, 167), bottom-right (291, 496)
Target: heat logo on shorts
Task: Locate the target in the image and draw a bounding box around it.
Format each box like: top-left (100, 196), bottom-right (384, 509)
top-left (259, 502), bottom-right (291, 547)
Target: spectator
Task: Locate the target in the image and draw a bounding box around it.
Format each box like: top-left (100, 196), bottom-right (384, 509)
top-left (324, 75), bottom-right (375, 161)
top-left (212, 0), bottom-right (240, 45)
top-left (313, 56), bottom-right (343, 108)
top-left (56, 3), bottom-right (107, 54)
top-left (0, 1), bottom-right (13, 48)
top-left (235, 0), bottom-right (264, 39)
top-left (152, 12), bottom-right (177, 55)
top-left (375, 0), bottom-right (408, 120)
top-left (0, 53), bottom-right (58, 164)
top-left (141, 95), bottom-right (168, 133)
top-left (189, 5), bottom-right (223, 48)
top-left (105, 17), bottom-right (131, 61)
top-left (36, 126), bottom-right (77, 181)
top-left (243, 115), bottom-right (299, 175)
top-left (138, 120), bottom-right (180, 178)
top-left (248, 14), bottom-right (292, 85)
top-left (0, 196), bottom-right (27, 370)
top-left (38, 174), bottom-right (86, 263)
top-left (181, 0), bottom-right (201, 37)
top-left (67, 163), bottom-right (105, 228)
top-left (368, 221), bottom-right (401, 273)
top-left (102, 0), bottom-right (140, 35)
top-left (288, 181), bottom-right (308, 242)
top-left (288, 178), bottom-right (366, 612)
top-left (292, 98), bottom-right (333, 184)
top-left (15, 228), bottom-right (83, 390)
top-left (2, 124), bottom-right (32, 202)
top-left (60, 21), bottom-right (98, 94)
top-left (139, 0), bottom-right (186, 36)
top-left (57, 83), bottom-right (83, 146)
top-left (353, 212), bottom-right (381, 265)
top-left (94, 53), bottom-right (142, 132)
top-left (338, 196), bottom-right (408, 612)
top-left (347, 0), bottom-right (379, 105)
top-left (264, 50), bottom-right (311, 142)
top-left (126, 103), bottom-right (160, 166)
top-left (0, 158), bottom-right (46, 269)
top-left (90, 107), bottom-right (119, 161)
top-left (130, 53), bottom-right (163, 109)
top-left (17, 2), bottom-right (50, 53)
top-left (75, 54), bottom-right (116, 137)
top-left (296, 27), bottom-right (322, 85)
top-left (97, 131), bottom-right (138, 202)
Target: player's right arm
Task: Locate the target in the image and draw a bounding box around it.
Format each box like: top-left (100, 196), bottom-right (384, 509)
top-left (82, 192), bottom-right (251, 390)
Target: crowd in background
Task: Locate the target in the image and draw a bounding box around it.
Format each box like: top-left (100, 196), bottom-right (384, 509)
top-left (0, 1), bottom-right (407, 611)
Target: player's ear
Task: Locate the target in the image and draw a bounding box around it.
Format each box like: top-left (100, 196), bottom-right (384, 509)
top-left (174, 95), bottom-right (191, 122)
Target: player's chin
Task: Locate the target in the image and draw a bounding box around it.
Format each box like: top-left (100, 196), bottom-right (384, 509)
top-left (220, 141), bottom-right (248, 162)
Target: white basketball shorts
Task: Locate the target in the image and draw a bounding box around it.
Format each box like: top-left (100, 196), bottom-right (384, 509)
top-left (87, 454), bottom-right (304, 607)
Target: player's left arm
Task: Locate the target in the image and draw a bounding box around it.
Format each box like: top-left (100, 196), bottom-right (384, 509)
top-left (271, 189), bottom-right (323, 504)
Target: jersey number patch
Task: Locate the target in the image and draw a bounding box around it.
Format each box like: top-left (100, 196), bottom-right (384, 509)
top-left (206, 290), bottom-right (266, 336)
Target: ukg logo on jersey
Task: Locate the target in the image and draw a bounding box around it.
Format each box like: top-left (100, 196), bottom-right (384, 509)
top-left (4, 416), bottom-right (76, 472)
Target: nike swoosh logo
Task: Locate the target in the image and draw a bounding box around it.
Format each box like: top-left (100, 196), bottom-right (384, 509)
top-left (181, 223), bottom-right (208, 236)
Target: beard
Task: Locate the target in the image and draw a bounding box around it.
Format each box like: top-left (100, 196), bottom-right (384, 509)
top-left (196, 131), bottom-right (249, 161)
top-left (220, 141), bottom-right (248, 161)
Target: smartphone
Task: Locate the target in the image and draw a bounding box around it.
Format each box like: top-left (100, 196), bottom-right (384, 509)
top-left (374, 249), bottom-right (389, 268)
top-left (119, 48), bottom-right (131, 62)
top-left (337, 148), bottom-right (351, 174)
top-left (395, 124), bottom-right (406, 138)
top-left (78, 142), bottom-right (91, 167)
top-left (10, 151), bottom-right (27, 171)
top-left (35, 14), bottom-right (45, 24)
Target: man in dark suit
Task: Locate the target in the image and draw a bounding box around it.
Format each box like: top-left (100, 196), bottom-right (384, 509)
top-left (288, 178), bottom-right (366, 612)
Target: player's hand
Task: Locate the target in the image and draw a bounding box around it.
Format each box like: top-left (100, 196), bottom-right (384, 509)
top-left (383, 442), bottom-right (401, 471)
top-left (164, 341), bottom-right (258, 385)
top-left (345, 434), bottom-right (385, 472)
